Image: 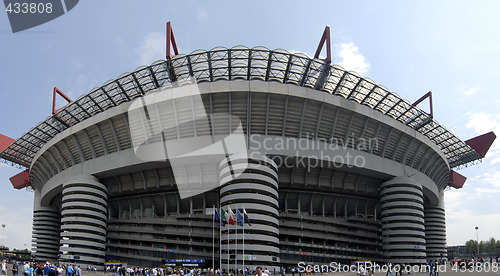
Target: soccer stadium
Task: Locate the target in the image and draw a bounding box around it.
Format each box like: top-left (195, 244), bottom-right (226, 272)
top-left (0, 24), bottom-right (495, 269)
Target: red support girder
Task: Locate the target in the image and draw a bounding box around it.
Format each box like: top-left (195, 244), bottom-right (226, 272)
top-left (465, 131), bottom-right (496, 158)
top-left (0, 133), bottom-right (15, 152)
top-left (10, 169), bottom-right (30, 189)
top-left (166, 21), bottom-right (179, 60)
top-left (449, 170), bottom-right (467, 189)
top-left (314, 26), bottom-right (331, 64)
top-left (52, 87), bottom-right (73, 115)
top-left (412, 91), bottom-right (433, 118)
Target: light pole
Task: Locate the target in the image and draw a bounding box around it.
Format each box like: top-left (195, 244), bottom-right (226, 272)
top-left (1, 224), bottom-right (5, 248)
top-left (475, 226), bottom-right (479, 258)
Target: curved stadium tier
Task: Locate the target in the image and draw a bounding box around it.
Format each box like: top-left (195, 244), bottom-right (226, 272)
top-left (0, 45), bottom-right (494, 268)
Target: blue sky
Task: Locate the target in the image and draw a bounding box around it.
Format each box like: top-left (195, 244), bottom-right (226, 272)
top-left (1, 1), bottom-right (499, 250)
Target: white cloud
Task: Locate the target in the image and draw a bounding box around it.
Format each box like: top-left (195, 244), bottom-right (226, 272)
top-left (466, 111), bottom-right (498, 135)
top-left (70, 59), bottom-right (82, 69)
top-left (486, 150), bottom-right (500, 165)
top-left (335, 42), bottom-right (370, 75)
top-left (445, 170), bottom-right (500, 245)
top-left (197, 9), bottom-right (209, 23)
top-left (444, 189), bottom-right (467, 215)
top-left (458, 86), bottom-right (479, 96)
top-left (481, 170), bottom-right (500, 187)
top-left (137, 32), bottom-right (166, 65)
top-left (472, 187), bottom-right (500, 196)
top-left (0, 205), bottom-right (33, 250)
top-left (446, 210), bottom-right (500, 245)
top-left (465, 87), bottom-right (479, 95)
top-left (465, 111), bottom-right (500, 157)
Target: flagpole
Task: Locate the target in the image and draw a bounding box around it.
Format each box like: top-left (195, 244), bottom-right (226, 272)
top-left (212, 205), bottom-right (215, 271)
top-left (219, 206), bottom-right (222, 273)
top-left (227, 212), bottom-right (230, 274)
top-left (235, 205), bottom-right (238, 272)
top-left (243, 206), bottom-right (245, 273)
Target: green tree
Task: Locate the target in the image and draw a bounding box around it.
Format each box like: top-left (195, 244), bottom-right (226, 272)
top-left (13, 249), bottom-right (30, 259)
top-left (465, 239), bottom-right (477, 254)
top-left (464, 237), bottom-right (500, 255)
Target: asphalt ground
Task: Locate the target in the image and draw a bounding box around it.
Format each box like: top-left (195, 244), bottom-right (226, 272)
top-left (2, 263), bottom-right (499, 276)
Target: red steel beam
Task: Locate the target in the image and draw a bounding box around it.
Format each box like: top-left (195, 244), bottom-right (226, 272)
top-left (465, 131), bottom-right (496, 158)
top-left (166, 21), bottom-right (179, 60)
top-left (314, 26), bottom-right (331, 64)
top-left (412, 91), bottom-right (433, 118)
top-left (52, 87), bottom-right (73, 115)
top-left (448, 170), bottom-right (466, 189)
top-left (0, 133), bottom-right (15, 152)
top-left (10, 169), bottom-right (30, 189)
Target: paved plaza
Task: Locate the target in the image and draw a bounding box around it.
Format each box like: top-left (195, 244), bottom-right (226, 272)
top-left (1, 264), bottom-right (500, 276)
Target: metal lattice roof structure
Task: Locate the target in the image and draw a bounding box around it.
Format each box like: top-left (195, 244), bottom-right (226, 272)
top-left (0, 46), bottom-right (482, 169)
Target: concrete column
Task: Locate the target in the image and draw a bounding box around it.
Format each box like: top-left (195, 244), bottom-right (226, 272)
top-left (380, 176), bottom-right (426, 264)
top-left (59, 175), bottom-right (107, 268)
top-left (32, 190), bottom-right (61, 262)
top-left (425, 190), bottom-right (447, 260)
top-left (220, 154), bottom-right (279, 269)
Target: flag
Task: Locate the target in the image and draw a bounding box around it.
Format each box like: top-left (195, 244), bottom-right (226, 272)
top-left (214, 207), bottom-right (220, 222)
top-left (221, 208), bottom-right (228, 225)
top-left (243, 207), bottom-right (251, 226)
top-left (236, 209), bottom-right (244, 226)
top-left (227, 206), bottom-right (235, 225)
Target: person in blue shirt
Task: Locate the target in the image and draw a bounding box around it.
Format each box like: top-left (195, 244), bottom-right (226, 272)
top-left (428, 261), bottom-right (435, 276)
top-left (28, 263), bottom-right (34, 276)
top-left (66, 265), bottom-right (74, 276)
top-left (43, 264), bottom-right (50, 276)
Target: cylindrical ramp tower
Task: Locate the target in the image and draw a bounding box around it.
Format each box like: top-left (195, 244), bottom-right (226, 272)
top-left (380, 176), bottom-right (426, 264)
top-left (219, 154), bottom-right (279, 270)
top-left (32, 206), bottom-right (61, 262)
top-left (424, 191), bottom-right (447, 260)
top-left (59, 175), bottom-right (107, 268)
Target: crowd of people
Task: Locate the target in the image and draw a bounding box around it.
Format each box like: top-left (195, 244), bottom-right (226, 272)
top-left (106, 267), bottom-right (216, 276)
top-left (0, 261), bottom-right (284, 276)
top-left (449, 256), bottom-right (499, 268)
top-left (105, 266), bottom-right (291, 276)
top-left (2, 257), bottom-right (498, 276)
top-left (0, 260), bottom-right (88, 276)
top-left (1, 262), bottom-right (277, 276)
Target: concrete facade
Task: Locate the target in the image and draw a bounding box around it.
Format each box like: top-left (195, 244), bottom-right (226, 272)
top-left (220, 154), bottom-right (280, 268)
top-left (59, 175), bottom-right (108, 265)
top-left (25, 50), bottom-right (453, 268)
top-left (380, 177), bottom-right (426, 263)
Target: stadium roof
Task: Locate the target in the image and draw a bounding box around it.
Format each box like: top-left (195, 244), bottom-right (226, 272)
top-left (0, 46), bottom-right (483, 169)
